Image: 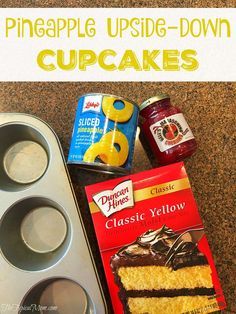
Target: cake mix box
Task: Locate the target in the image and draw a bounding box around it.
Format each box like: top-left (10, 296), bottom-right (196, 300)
top-left (85, 162), bottom-right (226, 314)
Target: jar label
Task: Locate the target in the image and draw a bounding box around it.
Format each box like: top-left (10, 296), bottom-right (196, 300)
top-left (150, 113), bottom-right (194, 152)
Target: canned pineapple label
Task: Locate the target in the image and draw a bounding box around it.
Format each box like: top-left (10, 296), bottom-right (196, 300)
top-left (68, 94), bottom-right (139, 172)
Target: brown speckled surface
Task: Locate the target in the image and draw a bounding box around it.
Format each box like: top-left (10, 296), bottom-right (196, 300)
top-left (0, 0), bottom-right (235, 7)
top-left (0, 82), bottom-right (235, 313)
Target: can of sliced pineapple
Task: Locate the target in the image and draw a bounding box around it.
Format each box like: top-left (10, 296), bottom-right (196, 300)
top-left (68, 93), bottom-right (139, 174)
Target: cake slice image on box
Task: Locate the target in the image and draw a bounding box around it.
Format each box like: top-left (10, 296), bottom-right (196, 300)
top-left (110, 225), bottom-right (218, 314)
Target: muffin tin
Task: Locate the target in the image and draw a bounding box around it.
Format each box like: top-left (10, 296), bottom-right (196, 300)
top-left (0, 113), bottom-right (107, 314)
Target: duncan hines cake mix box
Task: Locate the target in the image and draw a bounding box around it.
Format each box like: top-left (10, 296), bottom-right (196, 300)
top-left (85, 162), bottom-right (226, 314)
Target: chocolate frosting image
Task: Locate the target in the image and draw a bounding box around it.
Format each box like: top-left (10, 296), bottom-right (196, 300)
top-left (111, 225), bottom-right (207, 271)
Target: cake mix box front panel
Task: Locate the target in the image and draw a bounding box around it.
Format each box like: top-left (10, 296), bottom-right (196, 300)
top-left (85, 162), bottom-right (226, 314)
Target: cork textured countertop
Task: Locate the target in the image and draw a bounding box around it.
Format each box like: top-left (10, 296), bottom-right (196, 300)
top-left (0, 81), bottom-right (235, 313)
top-left (1, 0), bottom-right (235, 7)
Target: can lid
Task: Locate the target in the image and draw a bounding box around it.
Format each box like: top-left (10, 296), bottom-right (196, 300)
top-left (139, 94), bottom-right (170, 111)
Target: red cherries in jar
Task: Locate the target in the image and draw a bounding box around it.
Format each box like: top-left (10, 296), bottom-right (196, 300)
top-left (139, 94), bottom-right (197, 165)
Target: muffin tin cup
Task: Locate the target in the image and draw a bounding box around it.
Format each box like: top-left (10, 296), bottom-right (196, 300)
top-left (0, 197), bottom-right (70, 271)
top-left (0, 114), bottom-right (107, 314)
top-left (0, 123), bottom-right (50, 192)
top-left (20, 277), bottom-right (94, 314)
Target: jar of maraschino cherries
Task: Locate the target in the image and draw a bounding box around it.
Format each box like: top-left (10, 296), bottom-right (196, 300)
top-left (139, 94), bottom-right (197, 165)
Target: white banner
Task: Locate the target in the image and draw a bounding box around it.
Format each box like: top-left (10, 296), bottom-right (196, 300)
top-left (0, 8), bottom-right (235, 81)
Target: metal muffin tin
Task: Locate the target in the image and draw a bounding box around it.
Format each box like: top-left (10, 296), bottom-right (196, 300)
top-left (0, 114), bottom-right (107, 314)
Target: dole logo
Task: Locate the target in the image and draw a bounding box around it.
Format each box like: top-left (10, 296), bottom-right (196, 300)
top-left (82, 95), bottom-right (102, 113)
top-left (92, 180), bottom-right (134, 217)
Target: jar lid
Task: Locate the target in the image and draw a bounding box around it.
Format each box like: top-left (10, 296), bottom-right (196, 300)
top-left (139, 94), bottom-right (170, 111)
